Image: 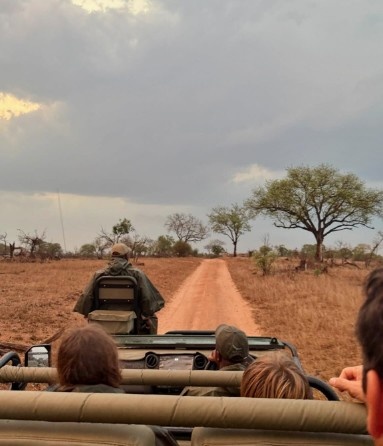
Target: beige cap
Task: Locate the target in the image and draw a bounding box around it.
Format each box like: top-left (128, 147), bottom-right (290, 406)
top-left (215, 324), bottom-right (249, 362)
top-left (111, 243), bottom-right (130, 257)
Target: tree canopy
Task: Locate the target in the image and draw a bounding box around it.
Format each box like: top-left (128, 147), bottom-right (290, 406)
top-left (99, 218), bottom-right (135, 246)
top-left (245, 164), bottom-right (383, 260)
top-left (165, 213), bottom-right (209, 243)
top-left (208, 203), bottom-right (252, 257)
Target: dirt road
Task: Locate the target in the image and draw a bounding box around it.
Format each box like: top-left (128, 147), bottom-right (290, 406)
top-left (158, 259), bottom-right (261, 335)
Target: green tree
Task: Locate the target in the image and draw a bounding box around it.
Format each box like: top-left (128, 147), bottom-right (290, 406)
top-left (113, 218), bottom-right (134, 240)
top-left (172, 240), bottom-right (193, 257)
top-left (208, 203), bottom-right (252, 257)
top-left (204, 239), bottom-right (226, 257)
top-left (99, 218), bottom-right (135, 245)
top-left (334, 241), bottom-right (353, 263)
top-left (154, 235), bottom-right (175, 257)
top-left (275, 244), bottom-right (292, 257)
top-left (352, 243), bottom-right (370, 262)
top-left (165, 213), bottom-right (209, 243)
top-left (246, 164), bottom-right (383, 261)
top-left (300, 244), bottom-right (318, 259)
top-left (0, 233), bottom-right (7, 255)
top-left (79, 243), bottom-right (97, 257)
top-left (39, 242), bottom-right (63, 258)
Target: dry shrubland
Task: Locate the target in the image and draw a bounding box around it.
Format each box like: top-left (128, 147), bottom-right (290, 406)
top-left (226, 256), bottom-right (365, 382)
top-left (0, 256), bottom-right (366, 387)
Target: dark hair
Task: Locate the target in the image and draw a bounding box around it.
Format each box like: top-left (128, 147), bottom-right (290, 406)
top-left (356, 268), bottom-right (383, 391)
top-left (241, 352), bottom-right (312, 399)
top-left (57, 325), bottom-right (122, 388)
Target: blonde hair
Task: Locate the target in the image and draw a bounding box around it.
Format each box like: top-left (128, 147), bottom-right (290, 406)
top-left (241, 353), bottom-right (312, 399)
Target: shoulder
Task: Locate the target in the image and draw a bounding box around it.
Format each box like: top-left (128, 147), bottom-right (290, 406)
top-left (72, 384), bottom-right (125, 393)
top-left (183, 386), bottom-right (226, 397)
top-left (220, 363), bottom-right (246, 372)
top-left (126, 266), bottom-right (145, 276)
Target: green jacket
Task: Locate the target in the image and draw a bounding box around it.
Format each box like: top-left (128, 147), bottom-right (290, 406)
top-left (73, 257), bottom-right (165, 318)
top-left (58, 384), bottom-right (125, 393)
top-left (181, 363), bottom-right (246, 397)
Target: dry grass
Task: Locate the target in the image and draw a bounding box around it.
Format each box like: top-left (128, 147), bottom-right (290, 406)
top-left (0, 257), bottom-right (201, 349)
top-left (226, 256), bottom-right (365, 383)
top-left (0, 256), bottom-right (367, 391)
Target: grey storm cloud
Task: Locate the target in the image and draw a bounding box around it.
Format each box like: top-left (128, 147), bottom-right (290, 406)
top-left (1, 0), bottom-right (383, 211)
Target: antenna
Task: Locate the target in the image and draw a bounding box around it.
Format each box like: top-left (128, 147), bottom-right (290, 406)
top-left (57, 189), bottom-right (67, 253)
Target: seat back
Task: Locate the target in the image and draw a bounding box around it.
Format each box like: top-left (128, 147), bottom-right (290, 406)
top-left (0, 419), bottom-right (155, 445)
top-left (95, 275), bottom-right (138, 312)
top-left (191, 427), bottom-right (373, 446)
top-left (89, 275), bottom-right (139, 334)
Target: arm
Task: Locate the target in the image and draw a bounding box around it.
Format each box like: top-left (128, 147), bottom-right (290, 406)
top-left (134, 271), bottom-right (165, 316)
top-left (73, 273), bottom-right (99, 316)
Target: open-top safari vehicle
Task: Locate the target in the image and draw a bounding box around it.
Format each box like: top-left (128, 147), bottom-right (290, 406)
top-left (0, 275), bottom-right (374, 445)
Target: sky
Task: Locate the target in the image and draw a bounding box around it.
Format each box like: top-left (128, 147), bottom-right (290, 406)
top-left (1, 0), bottom-right (383, 254)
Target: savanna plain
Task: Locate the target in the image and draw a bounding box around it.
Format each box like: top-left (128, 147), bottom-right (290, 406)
top-left (0, 256), bottom-right (366, 399)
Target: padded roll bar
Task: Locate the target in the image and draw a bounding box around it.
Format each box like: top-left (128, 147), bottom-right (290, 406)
top-left (0, 391), bottom-right (367, 434)
top-left (0, 366), bottom-right (242, 386)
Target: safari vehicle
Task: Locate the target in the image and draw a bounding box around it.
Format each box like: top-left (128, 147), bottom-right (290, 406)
top-left (0, 331), bottom-right (373, 446)
top-left (0, 276), bottom-right (373, 445)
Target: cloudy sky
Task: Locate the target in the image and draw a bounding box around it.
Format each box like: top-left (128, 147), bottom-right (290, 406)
top-left (1, 0), bottom-right (383, 253)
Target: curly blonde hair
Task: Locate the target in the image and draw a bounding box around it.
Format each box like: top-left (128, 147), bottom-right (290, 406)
top-left (241, 352), bottom-right (312, 399)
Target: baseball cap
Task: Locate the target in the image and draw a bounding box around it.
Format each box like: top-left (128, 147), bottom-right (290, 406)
top-left (215, 324), bottom-right (249, 362)
top-left (111, 243), bottom-right (130, 257)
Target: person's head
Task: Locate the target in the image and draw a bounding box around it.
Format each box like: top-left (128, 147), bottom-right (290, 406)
top-left (356, 268), bottom-right (383, 442)
top-left (110, 243), bottom-right (130, 259)
top-left (240, 352), bottom-right (312, 399)
top-left (212, 324), bottom-right (249, 367)
top-left (57, 325), bottom-right (122, 388)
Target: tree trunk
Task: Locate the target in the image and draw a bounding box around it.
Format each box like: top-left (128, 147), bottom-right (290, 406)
top-left (9, 242), bottom-right (15, 259)
top-left (315, 239), bottom-right (323, 262)
top-left (233, 241), bottom-right (237, 257)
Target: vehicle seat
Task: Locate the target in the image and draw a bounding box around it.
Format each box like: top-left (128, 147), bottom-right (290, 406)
top-left (191, 427), bottom-right (373, 445)
top-left (88, 275), bottom-right (139, 334)
top-left (0, 419), bottom-right (155, 445)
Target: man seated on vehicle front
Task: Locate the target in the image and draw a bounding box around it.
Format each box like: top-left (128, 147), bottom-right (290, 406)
top-left (181, 324), bottom-right (252, 397)
top-left (73, 243), bottom-right (164, 334)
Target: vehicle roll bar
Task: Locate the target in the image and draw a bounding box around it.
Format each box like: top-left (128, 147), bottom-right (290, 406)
top-left (0, 391), bottom-right (367, 434)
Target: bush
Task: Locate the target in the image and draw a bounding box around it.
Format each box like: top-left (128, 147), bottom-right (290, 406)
top-left (172, 240), bottom-right (193, 257)
top-left (252, 245), bottom-right (278, 275)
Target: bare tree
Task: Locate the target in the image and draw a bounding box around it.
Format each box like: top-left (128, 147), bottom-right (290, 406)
top-left (0, 233), bottom-right (7, 255)
top-left (165, 213), bottom-right (209, 243)
top-left (365, 231), bottom-right (383, 268)
top-left (93, 236), bottom-right (109, 259)
top-left (17, 229), bottom-right (46, 257)
top-left (123, 233), bottom-right (151, 263)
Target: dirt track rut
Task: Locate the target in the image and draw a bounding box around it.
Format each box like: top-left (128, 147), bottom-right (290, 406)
top-left (158, 259), bottom-right (261, 335)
